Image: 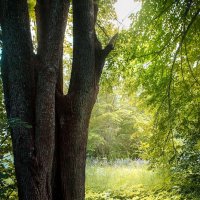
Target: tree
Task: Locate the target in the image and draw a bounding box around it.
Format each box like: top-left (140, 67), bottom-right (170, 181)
top-left (0, 0), bottom-right (117, 199)
top-left (98, 0), bottom-right (199, 197)
top-left (126, 0), bottom-right (200, 197)
top-left (87, 90), bottom-right (151, 160)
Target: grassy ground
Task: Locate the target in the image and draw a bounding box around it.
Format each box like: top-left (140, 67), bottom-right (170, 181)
top-left (85, 159), bottom-right (181, 200)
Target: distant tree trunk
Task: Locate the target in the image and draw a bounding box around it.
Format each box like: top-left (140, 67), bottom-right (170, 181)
top-left (0, 0), bottom-right (116, 199)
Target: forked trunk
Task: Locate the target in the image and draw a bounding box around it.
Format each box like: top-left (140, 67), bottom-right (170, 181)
top-left (0, 0), bottom-right (116, 199)
top-left (57, 91), bottom-right (97, 199)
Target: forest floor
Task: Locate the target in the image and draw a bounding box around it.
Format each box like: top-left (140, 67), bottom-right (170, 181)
top-left (85, 159), bottom-right (182, 200)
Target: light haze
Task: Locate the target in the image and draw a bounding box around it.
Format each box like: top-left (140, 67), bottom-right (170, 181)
top-left (114, 0), bottom-right (141, 29)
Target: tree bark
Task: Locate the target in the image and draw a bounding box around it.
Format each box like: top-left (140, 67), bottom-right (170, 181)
top-left (0, 0), bottom-right (115, 199)
top-left (0, 0), bottom-right (39, 199)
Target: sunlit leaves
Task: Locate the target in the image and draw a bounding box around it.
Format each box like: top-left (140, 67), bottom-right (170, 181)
top-left (88, 90), bottom-right (152, 159)
top-left (126, 0), bottom-right (200, 196)
top-left (0, 83), bottom-right (17, 199)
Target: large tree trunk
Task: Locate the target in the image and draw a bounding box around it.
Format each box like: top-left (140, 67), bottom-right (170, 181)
top-left (0, 0), bottom-right (116, 199)
top-left (0, 0), bottom-right (39, 199)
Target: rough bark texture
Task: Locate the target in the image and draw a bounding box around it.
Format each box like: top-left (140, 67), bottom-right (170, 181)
top-left (0, 0), bottom-right (116, 199)
top-left (1, 1), bottom-right (37, 199)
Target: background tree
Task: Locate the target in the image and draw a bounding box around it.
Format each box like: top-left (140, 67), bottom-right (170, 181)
top-left (126, 0), bottom-right (200, 197)
top-left (0, 0), bottom-right (118, 199)
top-left (87, 90), bottom-right (151, 159)
top-left (96, 0), bottom-right (200, 197)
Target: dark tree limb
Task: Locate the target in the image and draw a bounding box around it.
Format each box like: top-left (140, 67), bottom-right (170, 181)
top-left (34, 0), bottom-right (70, 199)
top-left (68, 0), bottom-right (95, 93)
top-left (0, 0), bottom-right (39, 199)
top-left (103, 33), bottom-right (118, 57)
top-left (93, 1), bottom-right (118, 83)
top-left (58, 1), bottom-right (98, 199)
top-left (95, 33), bottom-right (118, 82)
top-left (35, 0), bottom-right (70, 96)
top-left (35, 0), bottom-right (50, 55)
top-left (35, 0), bottom-right (70, 61)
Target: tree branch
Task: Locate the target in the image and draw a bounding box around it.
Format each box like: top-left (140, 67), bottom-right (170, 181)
top-left (96, 21), bottom-right (110, 39)
top-left (184, 41), bottom-right (200, 86)
top-left (68, 0), bottom-right (95, 93)
top-left (35, 0), bottom-right (70, 58)
top-left (35, 0), bottom-right (50, 55)
top-left (95, 33), bottom-right (118, 83)
top-left (103, 33), bottom-right (118, 57)
top-left (153, 1), bottom-right (175, 21)
top-left (167, 8), bottom-right (200, 132)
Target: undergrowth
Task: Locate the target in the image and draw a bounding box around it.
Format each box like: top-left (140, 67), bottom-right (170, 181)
top-left (85, 159), bottom-right (183, 200)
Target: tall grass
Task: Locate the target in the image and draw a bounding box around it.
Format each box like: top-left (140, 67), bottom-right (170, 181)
top-left (85, 159), bottom-right (180, 200)
top-left (86, 158), bottom-right (169, 192)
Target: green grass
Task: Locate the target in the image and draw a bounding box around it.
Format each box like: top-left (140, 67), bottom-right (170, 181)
top-left (85, 159), bottom-right (181, 200)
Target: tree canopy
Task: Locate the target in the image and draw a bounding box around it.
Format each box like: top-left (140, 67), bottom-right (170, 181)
top-left (0, 0), bottom-right (200, 199)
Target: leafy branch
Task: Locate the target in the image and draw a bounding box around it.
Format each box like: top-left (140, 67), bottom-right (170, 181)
top-left (8, 118), bottom-right (32, 129)
top-left (167, 7), bottom-right (200, 117)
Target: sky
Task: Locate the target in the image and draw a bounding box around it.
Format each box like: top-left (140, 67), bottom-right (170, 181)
top-left (114, 0), bottom-right (142, 29)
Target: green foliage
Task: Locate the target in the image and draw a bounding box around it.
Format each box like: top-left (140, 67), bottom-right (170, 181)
top-left (28, 0), bottom-right (36, 19)
top-left (86, 159), bottom-right (181, 200)
top-left (123, 0), bottom-right (200, 197)
top-left (86, 188), bottom-right (181, 200)
top-left (87, 91), bottom-right (151, 159)
top-left (0, 83), bottom-right (17, 199)
top-left (95, 0), bottom-right (118, 49)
